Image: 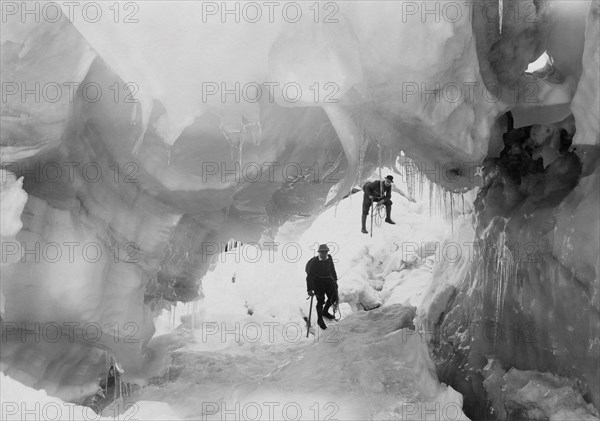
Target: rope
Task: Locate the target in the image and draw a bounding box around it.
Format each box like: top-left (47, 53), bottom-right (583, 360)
top-left (333, 302), bottom-right (342, 321)
top-left (373, 202), bottom-right (385, 227)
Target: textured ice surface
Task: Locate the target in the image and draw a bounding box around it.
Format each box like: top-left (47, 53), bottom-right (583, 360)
top-left (148, 306), bottom-right (470, 421)
top-left (482, 363), bottom-right (600, 421)
top-left (571, 0), bottom-right (600, 147)
top-left (0, 170), bottom-right (27, 246)
top-left (417, 121), bottom-right (600, 411)
top-left (0, 170), bottom-right (28, 316)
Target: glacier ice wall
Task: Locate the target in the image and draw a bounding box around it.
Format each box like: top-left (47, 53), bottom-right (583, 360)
top-left (0, 0), bottom-right (598, 412)
top-left (417, 2), bottom-right (600, 413)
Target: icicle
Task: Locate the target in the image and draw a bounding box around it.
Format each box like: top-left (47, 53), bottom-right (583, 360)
top-left (170, 304), bottom-right (173, 330)
top-left (410, 161), bottom-right (415, 199)
top-left (461, 192), bottom-right (465, 220)
top-left (191, 299), bottom-right (198, 331)
top-left (168, 306), bottom-right (171, 330)
top-left (238, 139), bottom-right (243, 178)
top-left (118, 371), bottom-right (122, 402)
top-left (493, 219), bottom-right (514, 351)
top-left (256, 121), bottom-right (262, 146)
top-left (437, 184), bottom-right (443, 217)
top-left (358, 130), bottom-right (367, 186)
top-left (397, 156), bottom-right (402, 183)
top-left (407, 163), bottom-right (413, 198)
top-left (402, 156), bottom-right (408, 192)
top-left (105, 352), bottom-right (110, 400)
top-left (377, 142), bottom-right (383, 183)
top-left (429, 179), bottom-right (434, 220)
top-left (167, 145), bottom-right (171, 167)
top-left (431, 182), bottom-right (436, 217)
top-left (411, 161), bottom-right (414, 194)
top-left (499, 0), bottom-right (504, 33)
top-left (416, 162), bottom-right (420, 199)
top-left (173, 303), bottom-right (177, 328)
top-left (404, 159), bottom-right (409, 197)
top-left (443, 189), bottom-right (447, 220)
top-left (450, 192), bottom-right (454, 237)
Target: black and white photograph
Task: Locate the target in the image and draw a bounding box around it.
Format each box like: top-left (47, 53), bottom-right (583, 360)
top-left (1, 1), bottom-right (599, 420)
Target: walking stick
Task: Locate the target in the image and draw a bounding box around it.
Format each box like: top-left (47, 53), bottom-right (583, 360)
top-left (370, 199), bottom-right (374, 238)
top-left (306, 295), bottom-right (314, 338)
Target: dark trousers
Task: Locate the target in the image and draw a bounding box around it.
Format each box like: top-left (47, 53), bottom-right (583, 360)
top-left (313, 278), bottom-right (338, 320)
top-left (362, 193), bottom-right (392, 217)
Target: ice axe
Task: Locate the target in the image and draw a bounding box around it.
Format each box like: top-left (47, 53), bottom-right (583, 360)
top-left (370, 196), bottom-right (374, 238)
top-left (306, 294), bottom-right (314, 338)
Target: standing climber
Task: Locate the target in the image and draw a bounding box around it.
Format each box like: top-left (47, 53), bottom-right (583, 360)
top-left (361, 175), bottom-right (395, 234)
top-left (306, 244), bottom-right (339, 330)
top-left (99, 366), bottom-right (120, 396)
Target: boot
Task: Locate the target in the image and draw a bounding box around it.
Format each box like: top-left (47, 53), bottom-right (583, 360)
top-left (316, 305), bottom-right (326, 325)
top-left (322, 310), bottom-right (335, 320)
top-left (385, 206), bottom-right (395, 224)
top-left (317, 318), bottom-right (327, 329)
top-left (361, 214), bottom-right (369, 234)
top-left (323, 302), bottom-right (335, 319)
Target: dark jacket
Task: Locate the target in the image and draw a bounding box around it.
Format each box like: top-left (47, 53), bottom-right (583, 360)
top-left (363, 180), bottom-right (391, 200)
top-left (306, 255), bottom-right (338, 292)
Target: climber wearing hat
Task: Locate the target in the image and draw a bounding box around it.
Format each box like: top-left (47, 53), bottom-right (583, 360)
top-left (306, 244), bottom-right (339, 330)
top-left (361, 175), bottom-right (395, 234)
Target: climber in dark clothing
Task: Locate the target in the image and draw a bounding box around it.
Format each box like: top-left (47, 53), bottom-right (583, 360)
top-left (361, 175), bottom-right (395, 233)
top-left (306, 244), bottom-right (339, 330)
top-left (98, 366), bottom-right (120, 399)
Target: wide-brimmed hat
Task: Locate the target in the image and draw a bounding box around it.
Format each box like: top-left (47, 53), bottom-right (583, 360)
top-left (317, 244), bottom-right (330, 252)
top-left (385, 175), bottom-right (394, 183)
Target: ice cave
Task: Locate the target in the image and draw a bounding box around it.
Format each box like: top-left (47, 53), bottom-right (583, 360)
top-left (1, 0), bottom-right (599, 420)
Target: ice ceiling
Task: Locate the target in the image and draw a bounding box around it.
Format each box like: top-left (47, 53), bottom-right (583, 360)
top-left (1, 0), bottom-right (599, 411)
